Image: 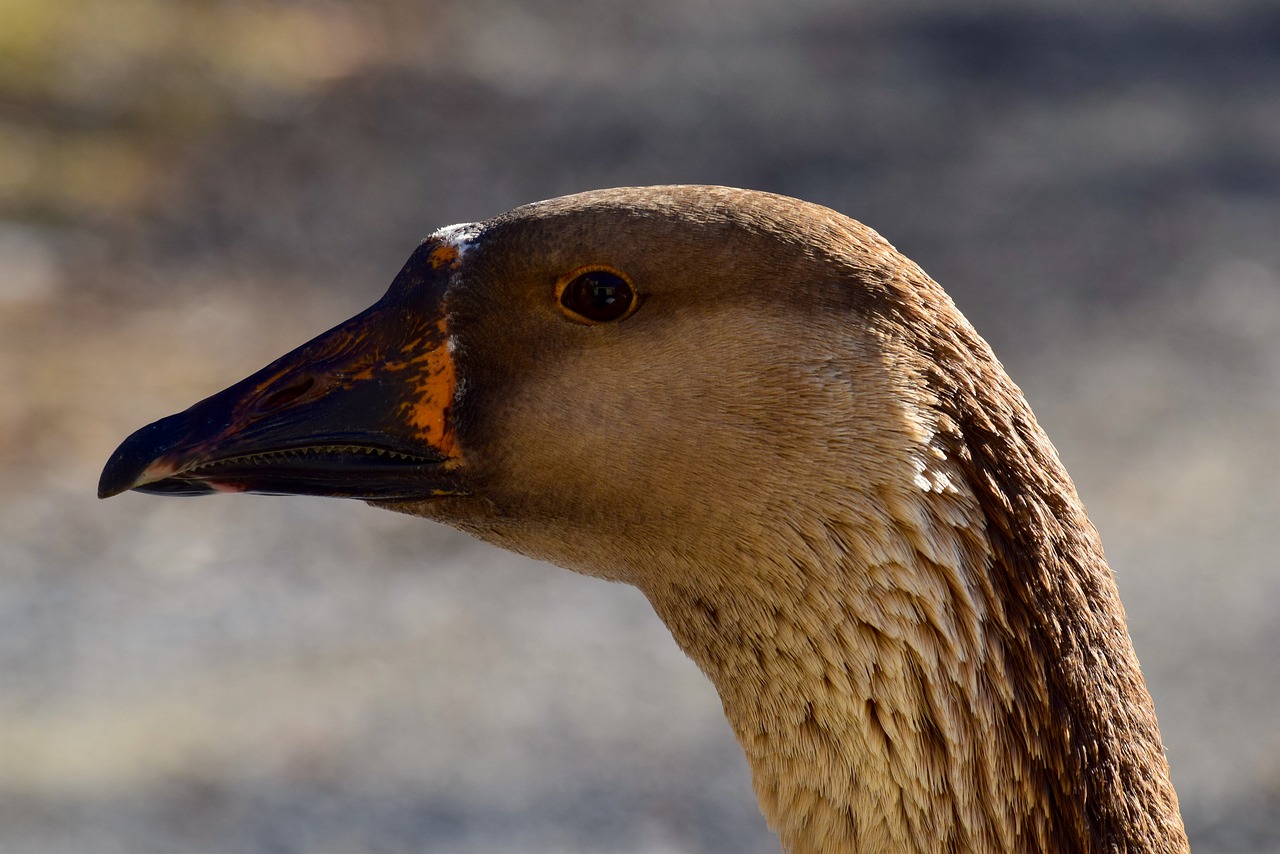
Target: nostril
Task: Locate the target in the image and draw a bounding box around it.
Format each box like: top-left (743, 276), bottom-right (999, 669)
top-left (260, 377), bottom-right (316, 411)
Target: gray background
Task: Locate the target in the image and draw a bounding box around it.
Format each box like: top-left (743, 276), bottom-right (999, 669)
top-left (1, 1), bottom-right (1278, 851)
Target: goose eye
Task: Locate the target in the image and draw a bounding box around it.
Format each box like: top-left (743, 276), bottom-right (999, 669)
top-left (557, 268), bottom-right (637, 324)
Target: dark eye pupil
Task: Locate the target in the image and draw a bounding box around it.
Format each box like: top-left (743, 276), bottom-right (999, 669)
top-left (563, 271), bottom-right (634, 322)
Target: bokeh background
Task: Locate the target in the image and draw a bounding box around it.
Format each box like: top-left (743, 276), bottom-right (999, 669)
top-left (2, 1), bottom-right (1279, 851)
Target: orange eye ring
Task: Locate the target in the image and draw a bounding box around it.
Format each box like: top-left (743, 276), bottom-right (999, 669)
top-left (555, 266), bottom-right (640, 324)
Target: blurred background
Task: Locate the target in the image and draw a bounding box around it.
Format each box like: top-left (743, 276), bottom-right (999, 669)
top-left (1, 0), bottom-right (1278, 851)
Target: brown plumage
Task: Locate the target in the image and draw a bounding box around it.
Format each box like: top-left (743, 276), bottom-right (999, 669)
top-left (100, 186), bottom-right (1188, 853)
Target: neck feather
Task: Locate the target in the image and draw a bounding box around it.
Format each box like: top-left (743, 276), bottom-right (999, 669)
top-left (645, 364), bottom-right (1187, 854)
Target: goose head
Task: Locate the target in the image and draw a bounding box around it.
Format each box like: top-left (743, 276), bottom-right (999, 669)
top-left (100, 186), bottom-right (1187, 853)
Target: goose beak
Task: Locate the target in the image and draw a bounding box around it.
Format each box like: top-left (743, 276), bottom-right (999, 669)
top-left (99, 242), bottom-right (465, 502)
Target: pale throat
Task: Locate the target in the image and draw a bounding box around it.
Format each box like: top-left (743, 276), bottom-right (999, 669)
top-left (641, 451), bottom-right (1036, 853)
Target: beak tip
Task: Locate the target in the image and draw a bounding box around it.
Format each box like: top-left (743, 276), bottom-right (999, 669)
top-left (98, 447), bottom-right (146, 499)
top-left (98, 413), bottom-right (191, 500)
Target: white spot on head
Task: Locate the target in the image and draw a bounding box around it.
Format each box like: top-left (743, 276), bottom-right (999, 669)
top-left (431, 222), bottom-right (483, 258)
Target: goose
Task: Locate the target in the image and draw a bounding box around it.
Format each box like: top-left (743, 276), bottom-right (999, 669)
top-left (100, 185), bottom-right (1188, 853)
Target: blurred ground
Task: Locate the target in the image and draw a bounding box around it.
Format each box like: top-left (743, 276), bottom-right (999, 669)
top-left (2, 1), bottom-right (1279, 852)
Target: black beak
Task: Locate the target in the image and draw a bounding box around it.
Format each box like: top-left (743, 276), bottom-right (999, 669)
top-left (99, 239), bottom-right (467, 502)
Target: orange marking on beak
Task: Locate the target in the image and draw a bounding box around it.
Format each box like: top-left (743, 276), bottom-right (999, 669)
top-left (399, 316), bottom-right (459, 459)
top-left (428, 245), bottom-right (461, 270)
